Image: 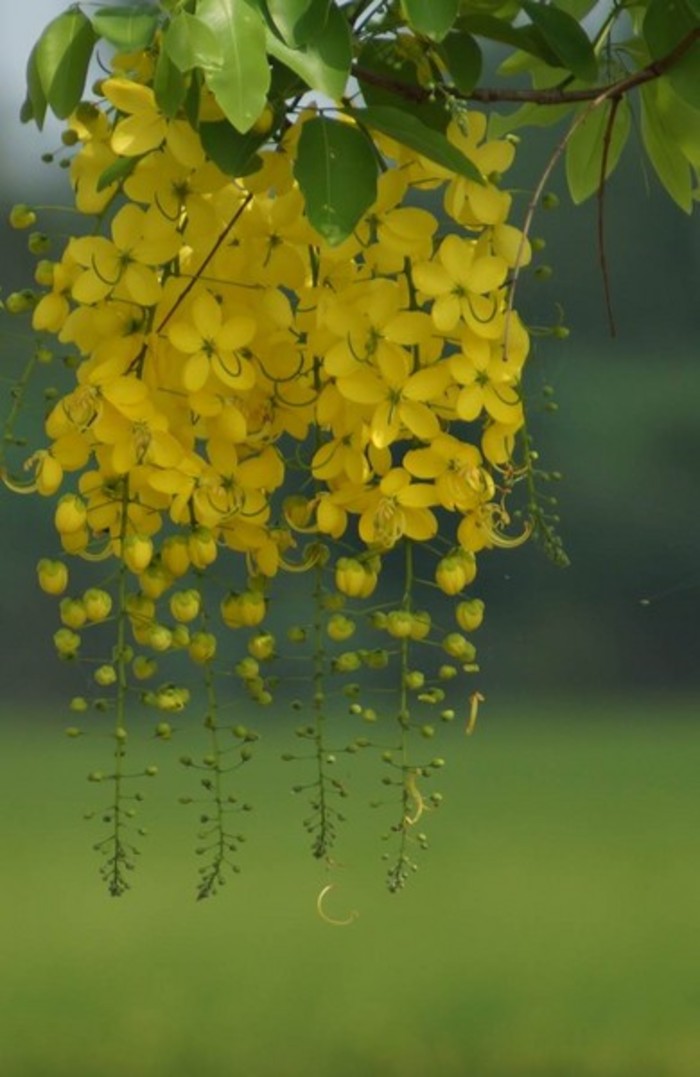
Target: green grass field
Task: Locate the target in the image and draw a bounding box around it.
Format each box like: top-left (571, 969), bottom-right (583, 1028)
top-left (1, 698), bottom-right (699, 1077)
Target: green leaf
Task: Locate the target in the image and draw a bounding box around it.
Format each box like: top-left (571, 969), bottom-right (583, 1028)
top-left (154, 46), bottom-right (188, 118)
top-left (458, 13), bottom-right (560, 67)
top-left (163, 12), bottom-right (224, 72)
top-left (97, 155), bottom-right (140, 193)
top-left (22, 46), bottom-right (47, 128)
top-left (552, 0), bottom-right (598, 17)
top-left (199, 121), bottom-right (266, 177)
top-left (348, 106), bottom-right (484, 183)
top-left (488, 101), bottom-right (573, 139)
top-left (653, 80), bottom-right (700, 167)
top-left (440, 31), bottom-right (483, 94)
top-left (402, 0), bottom-right (459, 42)
top-left (644, 0), bottom-right (700, 109)
top-left (198, 0), bottom-right (271, 133)
top-left (640, 84), bottom-right (694, 213)
top-left (91, 5), bottom-right (160, 51)
top-left (293, 117), bottom-right (378, 245)
top-left (266, 0), bottom-right (331, 48)
top-left (521, 1), bottom-right (598, 82)
top-left (356, 41), bottom-right (449, 131)
top-left (565, 98), bottom-right (631, 204)
top-left (35, 9), bottom-right (96, 120)
top-left (265, 4), bottom-right (351, 100)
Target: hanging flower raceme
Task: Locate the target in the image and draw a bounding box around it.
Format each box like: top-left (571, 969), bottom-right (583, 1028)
top-left (3, 21), bottom-right (546, 902)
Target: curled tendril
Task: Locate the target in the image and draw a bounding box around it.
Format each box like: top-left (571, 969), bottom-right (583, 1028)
top-left (316, 884), bottom-right (358, 927)
top-left (77, 538), bottom-right (115, 561)
top-left (0, 467), bottom-right (38, 494)
top-left (403, 769), bottom-right (426, 827)
top-left (480, 504), bottom-right (532, 549)
top-left (466, 691), bottom-right (485, 735)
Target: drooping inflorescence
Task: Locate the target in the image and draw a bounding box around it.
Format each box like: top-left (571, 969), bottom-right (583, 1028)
top-left (3, 12), bottom-right (540, 899)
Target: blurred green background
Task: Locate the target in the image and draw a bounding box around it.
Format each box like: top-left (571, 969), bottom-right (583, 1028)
top-left (1, 4), bottom-right (699, 1075)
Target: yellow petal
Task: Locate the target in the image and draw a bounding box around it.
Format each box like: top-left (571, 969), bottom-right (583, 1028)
top-left (183, 352), bottom-right (210, 392)
top-left (399, 399), bottom-right (441, 441)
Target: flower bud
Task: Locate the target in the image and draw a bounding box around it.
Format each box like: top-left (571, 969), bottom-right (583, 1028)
top-left (94, 664), bottom-right (117, 686)
top-left (9, 203), bottom-right (37, 229)
top-left (169, 589), bottom-right (201, 623)
top-left (122, 533), bottom-right (154, 573)
top-left (59, 597), bottom-right (87, 629)
top-left (82, 588), bottom-right (112, 622)
top-left (188, 631), bottom-right (217, 664)
top-left (37, 558), bottom-right (68, 595)
top-left (455, 598), bottom-right (485, 632)
top-left (326, 613), bottom-right (356, 642)
top-left (442, 633), bottom-right (477, 662)
top-left (248, 632), bottom-right (276, 660)
top-left (188, 526), bottom-right (217, 569)
top-left (386, 610), bottom-right (414, 638)
top-left (161, 535), bottom-right (190, 577)
top-left (54, 627), bottom-right (81, 657)
top-left (54, 494), bottom-right (87, 534)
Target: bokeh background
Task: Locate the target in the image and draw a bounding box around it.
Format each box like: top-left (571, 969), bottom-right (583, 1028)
top-left (1, 3), bottom-right (699, 1075)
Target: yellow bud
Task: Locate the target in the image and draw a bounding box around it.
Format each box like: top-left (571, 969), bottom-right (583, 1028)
top-left (54, 494), bottom-right (88, 535)
top-left (37, 558), bottom-right (68, 596)
top-left (248, 632), bottom-right (276, 661)
top-left (386, 610), bottom-right (414, 639)
top-left (188, 631), bottom-right (217, 664)
top-left (54, 627), bottom-right (81, 657)
top-left (442, 633), bottom-right (477, 662)
top-left (410, 610), bottom-right (432, 641)
top-left (171, 624), bottom-right (191, 648)
top-left (326, 613), bottom-right (356, 642)
top-left (146, 624), bottom-right (174, 652)
top-left (161, 535), bottom-right (191, 577)
top-left (169, 589), bottom-right (201, 623)
top-left (188, 527), bottom-right (217, 569)
top-left (251, 103), bottom-right (274, 135)
top-left (59, 597), bottom-right (87, 629)
top-left (82, 588), bottom-right (112, 622)
top-left (94, 664), bottom-right (117, 686)
top-left (456, 598), bottom-right (485, 632)
top-left (132, 655), bottom-right (157, 680)
top-left (122, 534), bottom-right (154, 573)
top-left (34, 260), bottom-right (55, 287)
top-left (36, 453), bottom-right (63, 496)
top-left (139, 561), bottom-right (173, 599)
top-left (10, 203), bottom-right (37, 229)
top-left (235, 657), bottom-right (260, 680)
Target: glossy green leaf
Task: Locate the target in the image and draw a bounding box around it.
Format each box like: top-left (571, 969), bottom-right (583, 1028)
top-left (163, 12), bottom-right (223, 72)
top-left (21, 46), bottom-right (47, 128)
top-left (653, 80), bottom-right (700, 167)
top-left (356, 41), bottom-right (449, 131)
top-left (440, 31), bottom-right (483, 94)
top-left (458, 13), bottom-right (560, 67)
top-left (644, 0), bottom-right (700, 108)
top-left (347, 106), bottom-right (484, 183)
top-left (565, 98), bottom-right (631, 204)
top-left (199, 0), bottom-right (270, 133)
top-left (97, 155), bottom-right (140, 193)
top-left (91, 5), bottom-right (160, 51)
top-left (199, 121), bottom-right (265, 177)
top-left (266, 0), bottom-right (331, 48)
top-left (552, 0), bottom-right (598, 17)
top-left (154, 46), bottom-right (188, 118)
top-left (402, 0), bottom-right (459, 42)
top-left (489, 101), bottom-right (573, 139)
top-left (35, 9), bottom-right (96, 120)
top-left (521, 1), bottom-right (597, 82)
top-left (640, 84), bottom-right (694, 213)
top-left (265, 4), bottom-right (351, 100)
top-left (293, 117), bottom-right (378, 246)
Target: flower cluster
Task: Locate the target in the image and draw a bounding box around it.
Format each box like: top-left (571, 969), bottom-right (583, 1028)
top-left (5, 48), bottom-right (534, 896)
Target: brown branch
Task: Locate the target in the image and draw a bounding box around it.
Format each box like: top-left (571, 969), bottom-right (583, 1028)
top-left (597, 96), bottom-right (621, 339)
top-left (353, 27), bottom-right (700, 107)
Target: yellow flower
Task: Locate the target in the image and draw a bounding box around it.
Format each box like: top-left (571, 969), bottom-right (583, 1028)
top-left (335, 348), bottom-right (451, 450)
top-left (69, 204), bottom-right (181, 305)
top-left (355, 469), bottom-right (438, 548)
top-left (412, 235), bottom-right (508, 334)
top-left (103, 78), bottom-right (204, 166)
top-left (168, 291), bottom-right (257, 393)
